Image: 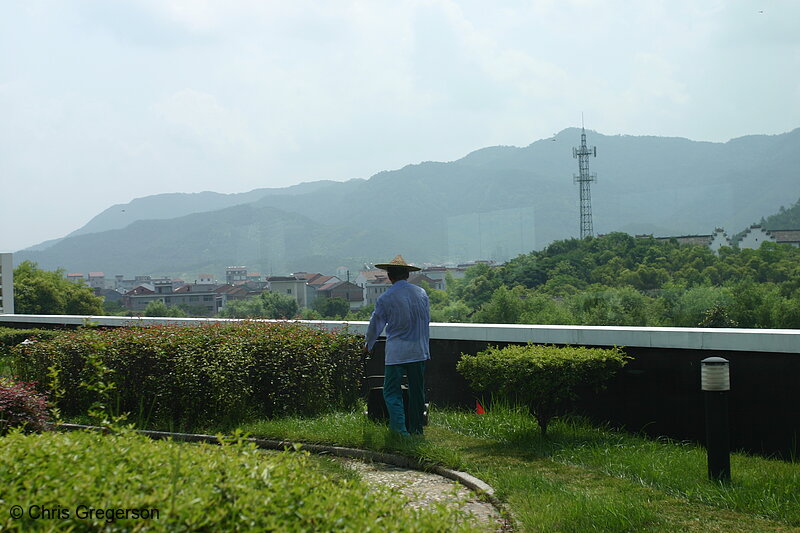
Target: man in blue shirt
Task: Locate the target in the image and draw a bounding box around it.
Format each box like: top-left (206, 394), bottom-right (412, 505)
top-left (365, 255), bottom-right (430, 436)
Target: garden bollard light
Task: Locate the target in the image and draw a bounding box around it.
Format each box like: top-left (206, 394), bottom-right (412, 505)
top-left (701, 357), bottom-right (731, 482)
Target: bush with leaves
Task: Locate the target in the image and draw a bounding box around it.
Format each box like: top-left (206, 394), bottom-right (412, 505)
top-left (457, 343), bottom-right (629, 436)
top-left (0, 327), bottom-right (62, 359)
top-left (0, 430), bottom-right (477, 532)
top-left (12, 322), bottom-right (364, 427)
top-left (0, 378), bottom-right (50, 434)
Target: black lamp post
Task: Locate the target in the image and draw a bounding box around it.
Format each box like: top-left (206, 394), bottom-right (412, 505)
top-left (701, 357), bottom-right (731, 482)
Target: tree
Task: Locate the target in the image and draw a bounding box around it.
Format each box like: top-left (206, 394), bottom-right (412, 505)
top-left (218, 291), bottom-right (298, 319)
top-left (143, 300), bottom-right (188, 318)
top-left (472, 286), bottom-right (525, 324)
top-left (312, 297), bottom-right (350, 319)
top-left (14, 261), bottom-right (104, 315)
top-left (261, 291), bottom-right (299, 319)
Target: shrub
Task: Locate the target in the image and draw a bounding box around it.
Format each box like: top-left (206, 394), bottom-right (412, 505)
top-left (457, 344), bottom-right (629, 436)
top-left (0, 378), bottom-right (50, 434)
top-left (0, 430), bottom-right (479, 532)
top-left (12, 322), bottom-right (364, 426)
top-left (0, 327), bottom-right (62, 358)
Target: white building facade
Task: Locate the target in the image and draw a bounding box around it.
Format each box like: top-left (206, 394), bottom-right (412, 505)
top-left (0, 253), bottom-right (14, 314)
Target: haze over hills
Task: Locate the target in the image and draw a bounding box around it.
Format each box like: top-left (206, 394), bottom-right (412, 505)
top-left (17, 128), bottom-right (800, 278)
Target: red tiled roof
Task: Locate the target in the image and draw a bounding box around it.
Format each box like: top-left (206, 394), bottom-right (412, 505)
top-left (318, 280), bottom-right (343, 292)
top-left (360, 270), bottom-right (389, 283)
top-left (308, 275), bottom-right (336, 287)
top-left (174, 284), bottom-right (218, 293)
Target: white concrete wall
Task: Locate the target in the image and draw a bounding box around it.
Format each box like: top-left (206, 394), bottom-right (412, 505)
top-left (0, 314), bottom-right (797, 354)
top-left (0, 253), bottom-right (14, 314)
top-left (739, 226), bottom-right (775, 250)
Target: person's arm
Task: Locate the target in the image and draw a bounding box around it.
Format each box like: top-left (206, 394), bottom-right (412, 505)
top-left (365, 299), bottom-right (387, 352)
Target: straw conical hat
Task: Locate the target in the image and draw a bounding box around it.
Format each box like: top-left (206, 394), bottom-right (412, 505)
top-left (374, 254), bottom-right (421, 271)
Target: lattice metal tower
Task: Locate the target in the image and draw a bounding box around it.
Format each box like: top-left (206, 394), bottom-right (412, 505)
top-left (572, 125), bottom-right (597, 239)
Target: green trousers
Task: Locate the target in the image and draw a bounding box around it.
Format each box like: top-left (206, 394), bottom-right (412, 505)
top-left (383, 361), bottom-right (426, 435)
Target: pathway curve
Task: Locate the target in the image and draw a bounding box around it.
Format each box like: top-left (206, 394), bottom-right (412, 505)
top-left (333, 457), bottom-right (510, 532)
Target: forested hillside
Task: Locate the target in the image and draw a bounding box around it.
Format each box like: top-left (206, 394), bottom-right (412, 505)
top-left (761, 197), bottom-right (800, 230)
top-left (428, 233), bottom-right (800, 329)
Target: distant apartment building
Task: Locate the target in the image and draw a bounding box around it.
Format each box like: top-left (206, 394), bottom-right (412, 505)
top-left (419, 266), bottom-right (466, 290)
top-left (0, 253), bottom-right (14, 314)
top-left (67, 273), bottom-right (85, 284)
top-left (114, 275), bottom-right (152, 292)
top-left (87, 272), bottom-right (107, 289)
top-left (226, 266), bottom-right (248, 285)
top-left (355, 270), bottom-right (391, 307)
top-left (263, 273), bottom-right (341, 309)
top-left (167, 283), bottom-right (222, 314)
top-left (123, 281), bottom-right (251, 316)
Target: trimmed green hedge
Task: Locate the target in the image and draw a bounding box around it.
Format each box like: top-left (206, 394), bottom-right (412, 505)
top-left (0, 327), bottom-right (62, 359)
top-left (0, 430), bottom-right (479, 532)
top-left (12, 322), bottom-right (364, 425)
top-left (457, 344), bottom-right (629, 436)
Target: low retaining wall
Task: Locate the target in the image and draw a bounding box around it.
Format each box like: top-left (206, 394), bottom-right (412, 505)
top-left (2, 314), bottom-right (798, 458)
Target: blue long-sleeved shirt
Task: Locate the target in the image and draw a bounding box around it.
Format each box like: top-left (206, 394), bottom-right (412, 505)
top-left (365, 280), bottom-right (430, 365)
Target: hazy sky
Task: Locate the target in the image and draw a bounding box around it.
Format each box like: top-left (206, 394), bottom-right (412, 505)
top-left (2, 0), bottom-right (799, 252)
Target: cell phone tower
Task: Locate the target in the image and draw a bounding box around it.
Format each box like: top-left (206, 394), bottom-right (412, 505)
top-left (572, 118), bottom-right (597, 239)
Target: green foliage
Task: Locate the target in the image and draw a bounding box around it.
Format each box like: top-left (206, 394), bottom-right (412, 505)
top-left (313, 296), bottom-right (350, 319)
top-left (13, 261), bottom-right (104, 315)
top-left (12, 322), bottom-right (364, 427)
top-left (428, 232), bottom-right (800, 329)
top-left (0, 430), bottom-right (478, 532)
top-left (447, 263), bottom-right (502, 310)
top-left (762, 196), bottom-right (800, 231)
top-left (143, 299), bottom-right (188, 317)
top-left (570, 286), bottom-right (661, 326)
top-left (472, 286), bottom-right (526, 324)
top-left (457, 344), bottom-right (629, 436)
top-left (219, 291), bottom-right (299, 319)
top-left (0, 378), bottom-right (50, 434)
top-left (0, 328), bottom-right (61, 359)
top-left (345, 304), bottom-right (374, 321)
top-left (430, 300), bottom-right (472, 323)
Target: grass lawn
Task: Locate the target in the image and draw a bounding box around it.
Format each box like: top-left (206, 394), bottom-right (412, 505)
top-left (231, 405), bottom-right (800, 533)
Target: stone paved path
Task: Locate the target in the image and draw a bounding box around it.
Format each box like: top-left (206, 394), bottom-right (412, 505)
top-left (333, 457), bottom-right (509, 532)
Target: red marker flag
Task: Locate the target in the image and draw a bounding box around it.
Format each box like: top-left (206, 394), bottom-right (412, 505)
top-left (476, 400), bottom-right (485, 415)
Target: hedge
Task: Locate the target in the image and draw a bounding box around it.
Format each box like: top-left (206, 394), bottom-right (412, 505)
top-left (0, 327), bottom-right (62, 358)
top-left (0, 430), bottom-right (480, 532)
top-left (457, 343), bottom-right (629, 436)
top-left (12, 322), bottom-right (364, 426)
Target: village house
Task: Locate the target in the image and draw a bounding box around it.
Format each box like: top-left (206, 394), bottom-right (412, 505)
top-left (316, 280), bottom-right (365, 309)
top-left (737, 225), bottom-right (800, 249)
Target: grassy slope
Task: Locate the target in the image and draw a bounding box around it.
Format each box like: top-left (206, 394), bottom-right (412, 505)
top-left (235, 408), bottom-right (800, 533)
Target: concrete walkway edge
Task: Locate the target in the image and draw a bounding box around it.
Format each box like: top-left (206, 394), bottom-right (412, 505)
top-left (59, 424), bottom-right (509, 524)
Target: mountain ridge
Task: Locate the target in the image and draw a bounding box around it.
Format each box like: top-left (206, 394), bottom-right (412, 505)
top-left (16, 128), bottom-right (800, 277)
